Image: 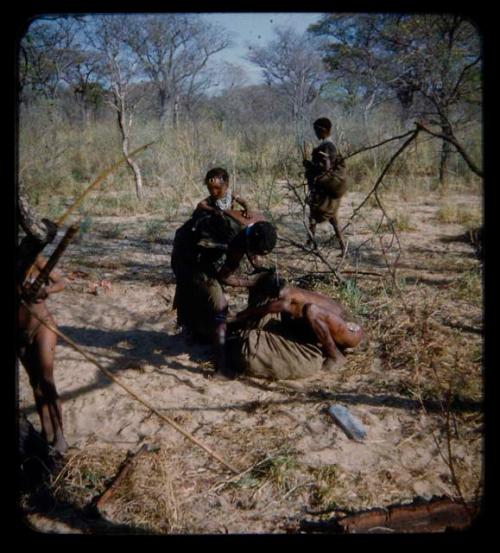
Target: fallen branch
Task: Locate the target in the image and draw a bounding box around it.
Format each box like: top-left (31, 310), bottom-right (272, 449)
top-left (94, 444), bottom-right (151, 516)
top-left (300, 496), bottom-right (478, 534)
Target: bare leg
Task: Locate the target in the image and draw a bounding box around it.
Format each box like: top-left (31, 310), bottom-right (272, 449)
top-left (329, 205), bottom-right (346, 256)
top-left (20, 347), bottom-right (54, 444)
top-left (212, 298), bottom-right (237, 380)
top-left (33, 326), bottom-right (68, 454)
top-left (306, 219), bottom-right (318, 250)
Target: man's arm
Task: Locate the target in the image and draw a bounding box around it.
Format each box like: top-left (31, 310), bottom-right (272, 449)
top-left (217, 236), bottom-right (258, 287)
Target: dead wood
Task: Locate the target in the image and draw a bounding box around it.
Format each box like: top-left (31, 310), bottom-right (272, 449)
top-left (94, 444), bottom-right (151, 517)
top-left (300, 496), bottom-right (478, 534)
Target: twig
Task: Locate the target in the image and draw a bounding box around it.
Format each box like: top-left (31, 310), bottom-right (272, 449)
top-left (415, 121), bottom-right (483, 178)
top-left (278, 236), bottom-right (344, 285)
top-left (342, 129), bottom-right (420, 234)
top-left (343, 129), bottom-right (416, 160)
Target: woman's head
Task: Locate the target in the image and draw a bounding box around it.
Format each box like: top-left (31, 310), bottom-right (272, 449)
top-left (246, 222), bottom-right (277, 256)
top-left (313, 117), bottom-right (332, 139)
top-left (205, 167), bottom-right (229, 199)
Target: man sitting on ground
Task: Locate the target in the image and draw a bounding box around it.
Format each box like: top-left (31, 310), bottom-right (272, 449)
top-left (234, 271), bottom-right (365, 370)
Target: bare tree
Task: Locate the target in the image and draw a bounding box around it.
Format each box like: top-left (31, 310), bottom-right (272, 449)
top-left (61, 50), bottom-right (106, 126)
top-left (19, 17), bottom-right (80, 103)
top-left (124, 14), bottom-right (230, 128)
top-left (246, 26), bottom-right (328, 143)
top-left (309, 14), bottom-right (482, 183)
top-left (86, 15), bottom-right (146, 199)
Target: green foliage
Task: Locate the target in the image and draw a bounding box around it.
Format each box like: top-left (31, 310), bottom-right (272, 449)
top-left (336, 278), bottom-right (367, 316)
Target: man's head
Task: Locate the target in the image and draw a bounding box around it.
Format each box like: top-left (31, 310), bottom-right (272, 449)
top-left (256, 270), bottom-right (286, 298)
top-left (205, 167), bottom-right (229, 199)
top-left (248, 269), bottom-right (286, 306)
top-left (313, 117), bottom-right (332, 139)
top-left (246, 222), bottom-right (277, 256)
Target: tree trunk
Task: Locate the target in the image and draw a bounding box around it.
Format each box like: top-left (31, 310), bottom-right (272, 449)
top-left (116, 102), bottom-right (143, 200)
top-left (159, 88), bottom-right (167, 128)
top-left (172, 94), bottom-right (179, 129)
top-left (438, 116), bottom-right (453, 186)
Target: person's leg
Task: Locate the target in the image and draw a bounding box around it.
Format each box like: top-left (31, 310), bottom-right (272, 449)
top-left (205, 280), bottom-right (237, 380)
top-left (329, 202), bottom-right (346, 256)
top-left (33, 324), bottom-right (68, 454)
top-left (307, 218), bottom-right (318, 249)
top-left (20, 346), bottom-right (55, 445)
top-left (302, 303), bottom-right (346, 370)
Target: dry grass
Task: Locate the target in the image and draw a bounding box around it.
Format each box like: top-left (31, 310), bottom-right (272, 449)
top-left (51, 445), bottom-right (125, 510)
top-left (18, 117), bottom-right (483, 532)
top-left (97, 446), bottom-right (184, 534)
top-left (436, 203), bottom-right (481, 225)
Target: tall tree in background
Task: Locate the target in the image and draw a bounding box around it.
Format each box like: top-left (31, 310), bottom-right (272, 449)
top-left (247, 26), bottom-right (327, 144)
top-left (87, 15), bottom-right (146, 199)
top-left (309, 14), bottom-right (482, 183)
top-left (124, 14), bottom-right (230, 128)
top-left (19, 17), bottom-right (80, 102)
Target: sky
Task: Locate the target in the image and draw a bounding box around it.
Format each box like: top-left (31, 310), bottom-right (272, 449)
top-left (201, 12), bottom-right (325, 87)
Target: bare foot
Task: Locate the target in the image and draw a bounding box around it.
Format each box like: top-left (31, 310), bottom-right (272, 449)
top-left (52, 436), bottom-right (69, 455)
top-left (322, 353), bottom-right (346, 371)
top-left (211, 369), bottom-right (238, 381)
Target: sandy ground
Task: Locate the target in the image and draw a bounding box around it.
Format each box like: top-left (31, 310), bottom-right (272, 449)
top-left (18, 189), bottom-right (483, 534)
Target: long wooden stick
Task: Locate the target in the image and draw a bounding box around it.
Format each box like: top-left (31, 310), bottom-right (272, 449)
top-left (56, 141), bottom-right (155, 227)
top-left (19, 300), bottom-right (240, 475)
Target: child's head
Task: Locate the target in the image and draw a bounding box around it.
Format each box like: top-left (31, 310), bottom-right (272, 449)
top-left (205, 167), bottom-right (229, 199)
top-left (313, 117), bottom-right (332, 139)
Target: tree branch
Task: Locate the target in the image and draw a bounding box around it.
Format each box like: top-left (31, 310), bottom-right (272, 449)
top-left (415, 121), bottom-right (483, 178)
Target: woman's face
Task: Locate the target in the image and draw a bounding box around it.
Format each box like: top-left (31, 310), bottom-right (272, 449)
top-left (207, 178), bottom-right (227, 199)
top-left (314, 126), bottom-right (329, 140)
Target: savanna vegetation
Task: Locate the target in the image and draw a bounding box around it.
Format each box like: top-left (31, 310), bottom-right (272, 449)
top-left (17, 13), bottom-right (484, 534)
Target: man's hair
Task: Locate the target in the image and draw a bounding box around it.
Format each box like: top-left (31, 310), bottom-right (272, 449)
top-left (205, 167), bottom-right (229, 185)
top-left (256, 270), bottom-right (286, 298)
top-left (313, 117), bottom-right (332, 132)
top-left (249, 270), bottom-right (286, 306)
top-left (247, 222), bottom-right (277, 254)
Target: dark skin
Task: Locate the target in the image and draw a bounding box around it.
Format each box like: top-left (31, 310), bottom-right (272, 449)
top-left (303, 124), bottom-right (347, 256)
top-left (235, 285), bottom-right (364, 370)
top-left (197, 178), bottom-right (251, 218)
top-left (210, 212), bottom-right (272, 381)
top-left (18, 255), bottom-right (68, 454)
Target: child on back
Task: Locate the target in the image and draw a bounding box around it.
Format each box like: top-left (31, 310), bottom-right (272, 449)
top-left (196, 167), bottom-right (251, 218)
